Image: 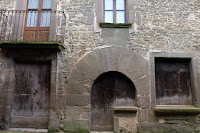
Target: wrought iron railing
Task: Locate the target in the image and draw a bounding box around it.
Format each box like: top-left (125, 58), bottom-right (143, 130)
top-left (0, 10), bottom-right (66, 43)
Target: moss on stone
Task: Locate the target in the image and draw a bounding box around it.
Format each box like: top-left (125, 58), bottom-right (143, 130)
top-left (0, 41), bottom-right (59, 45)
top-left (0, 41), bottom-right (65, 50)
top-left (0, 131), bottom-right (29, 133)
top-left (99, 23), bottom-right (132, 28)
top-left (154, 107), bottom-right (200, 115)
top-left (48, 127), bottom-right (59, 132)
top-left (114, 129), bottom-right (164, 133)
top-left (63, 121), bottom-right (89, 133)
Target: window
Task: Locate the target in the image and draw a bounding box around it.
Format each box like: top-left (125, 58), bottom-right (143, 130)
top-left (25, 0), bottom-right (52, 41)
top-left (26, 0), bottom-right (52, 27)
top-left (104, 0), bottom-right (126, 23)
top-left (155, 58), bottom-right (192, 105)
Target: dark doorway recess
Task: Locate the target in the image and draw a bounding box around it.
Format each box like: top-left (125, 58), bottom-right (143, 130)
top-left (91, 71), bottom-right (136, 131)
top-left (155, 58), bottom-right (192, 105)
top-left (11, 61), bottom-right (51, 129)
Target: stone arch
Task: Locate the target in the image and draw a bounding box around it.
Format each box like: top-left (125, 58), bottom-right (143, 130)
top-left (65, 46), bottom-right (149, 131)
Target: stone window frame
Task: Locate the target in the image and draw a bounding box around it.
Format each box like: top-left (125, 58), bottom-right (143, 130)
top-left (149, 51), bottom-right (200, 108)
top-left (94, 0), bottom-right (142, 31)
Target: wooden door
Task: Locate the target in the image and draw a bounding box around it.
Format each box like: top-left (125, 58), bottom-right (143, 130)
top-left (24, 0), bottom-right (52, 41)
top-left (91, 71), bottom-right (135, 131)
top-left (11, 61), bottom-right (51, 129)
top-left (155, 58), bottom-right (192, 105)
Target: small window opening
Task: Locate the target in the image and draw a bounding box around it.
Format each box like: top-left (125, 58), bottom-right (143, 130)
top-left (104, 0), bottom-right (126, 23)
top-left (155, 58), bottom-right (192, 105)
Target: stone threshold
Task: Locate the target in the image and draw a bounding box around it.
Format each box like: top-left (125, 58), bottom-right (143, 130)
top-left (9, 128), bottom-right (48, 133)
top-left (154, 106), bottom-right (200, 115)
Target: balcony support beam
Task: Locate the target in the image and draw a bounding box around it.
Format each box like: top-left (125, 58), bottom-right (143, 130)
top-left (0, 41), bottom-right (65, 51)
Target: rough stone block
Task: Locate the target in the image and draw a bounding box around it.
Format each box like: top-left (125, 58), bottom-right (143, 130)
top-left (103, 37), bottom-right (128, 46)
top-left (138, 122), bottom-right (196, 133)
top-left (137, 96), bottom-right (150, 109)
top-left (84, 52), bottom-right (104, 78)
top-left (67, 69), bottom-right (94, 96)
top-left (95, 0), bottom-right (103, 22)
top-left (2, 69), bottom-right (15, 90)
top-left (137, 85), bottom-right (150, 96)
top-left (56, 95), bottom-right (66, 109)
top-left (63, 120), bottom-right (90, 132)
top-left (94, 47), bottom-right (110, 72)
top-left (114, 117), bottom-right (119, 133)
top-left (107, 47), bottom-right (122, 71)
top-left (48, 109), bottom-right (60, 132)
top-left (129, 11), bottom-right (136, 23)
top-left (135, 12), bottom-right (142, 25)
top-left (66, 94), bottom-right (90, 106)
top-left (134, 75), bottom-right (150, 96)
top-left (115, 29), bottom-right (129, 38)
top-left (126, 53), bottom-right (148, 81)
top-left (118, 48), bottom-right (134, 72)
top-left (50, 82), bottom-right (56, 94)
top-left (75, 58), bottom-right (99, 80)
top-left (148, 109), bottom-right (159, 122)
top-left (65, 106), bottom-right (81, 120)
top-left (66, 81), bottom-right (88, 94)
top-left (102, 28), bottom-right (115, 37)
top-left (87, 12), bottom-right (94, 25)
top-left (50, 93), bottom-right (56, 109)
top-left (119, 117), bottom-right (138, 132)
top-left (50, 71), bottom-right (57, 85)
top-left (81, 106), bottom-right (91, 112)
top-left (4, 58), bottom-right (15, 69)
top-left (68, 69), bottom-right (86, 83)
top-left (81, 111), bottom-right (90, 119)
top-left (138, 109), bottom-right (148, 122)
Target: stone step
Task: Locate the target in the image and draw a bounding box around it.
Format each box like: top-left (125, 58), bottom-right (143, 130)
top-left (8, 128), bottom-right (48, 133)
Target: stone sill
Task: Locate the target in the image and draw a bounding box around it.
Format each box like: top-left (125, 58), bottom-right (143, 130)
top-left (0, 41), bottom-right (65, 51)
top-left (99, 23), bottom-right (132, 28)
top-left (154, 106), bottom-right (200, 115)
top-left (114, 106), bottom-right (138, 113)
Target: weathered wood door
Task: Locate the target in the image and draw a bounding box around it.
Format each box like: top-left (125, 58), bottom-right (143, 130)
top-left (24, 0), bottom-right (51, 41)
top-left (11, 61), bottom-right (50, 129)
top-left (91, 71), bottom-right (135, 131)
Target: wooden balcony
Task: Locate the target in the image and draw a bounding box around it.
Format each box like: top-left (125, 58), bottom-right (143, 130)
top-left (0, 10), bottom-right (66, 50)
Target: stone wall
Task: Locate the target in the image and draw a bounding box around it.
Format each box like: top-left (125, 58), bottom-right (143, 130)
top-left (61, 0), bottom-right (200, 132)
top-left (0, 0), bottom-right (15, 10)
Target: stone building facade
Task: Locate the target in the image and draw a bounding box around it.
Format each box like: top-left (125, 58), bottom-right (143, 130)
top-left (0, 0), bottom-right (200, 133)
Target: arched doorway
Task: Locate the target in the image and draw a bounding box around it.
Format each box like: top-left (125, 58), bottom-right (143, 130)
top-left (91, 71), bottom-right (136, 131)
